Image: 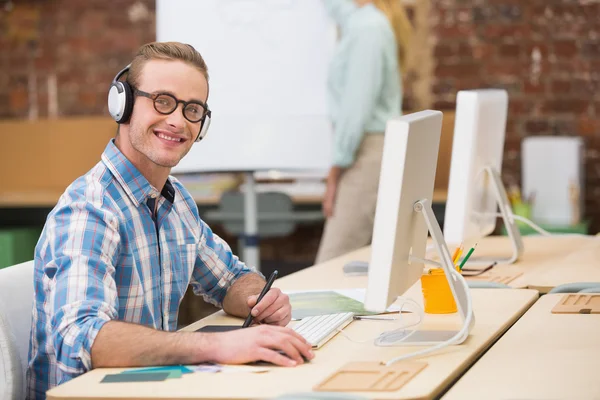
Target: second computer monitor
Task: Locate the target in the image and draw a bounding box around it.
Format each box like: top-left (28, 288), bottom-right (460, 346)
top-left (364, 110), bottom-right (443, 313)
top-left (443, 89), bottom-right (509, 247)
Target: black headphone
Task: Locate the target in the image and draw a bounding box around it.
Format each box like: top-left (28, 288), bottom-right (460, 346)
top-left (107, 64), bottom-right (212, 142)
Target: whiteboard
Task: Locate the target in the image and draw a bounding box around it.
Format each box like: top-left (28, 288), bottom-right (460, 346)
top-left (157, 0), bottom-right (336, 173)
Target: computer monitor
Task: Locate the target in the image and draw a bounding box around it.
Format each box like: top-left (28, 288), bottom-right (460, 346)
top-left (443, 89), bottom-right (523, 265)
top-left (364, 110), bottom-right (473, 346)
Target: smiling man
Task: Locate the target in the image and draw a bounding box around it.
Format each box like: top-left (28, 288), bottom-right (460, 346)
top-left (27, 42), bottom-right (313, 399)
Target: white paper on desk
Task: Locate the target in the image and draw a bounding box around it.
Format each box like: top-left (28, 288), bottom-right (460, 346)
top-left (185, 363), bottom-right (222, 373)
top-left (185, 363), bottom-right (270, 374)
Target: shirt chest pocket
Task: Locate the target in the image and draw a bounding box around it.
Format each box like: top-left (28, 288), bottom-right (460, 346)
top-left (170, 243), bottom-right (197, 296)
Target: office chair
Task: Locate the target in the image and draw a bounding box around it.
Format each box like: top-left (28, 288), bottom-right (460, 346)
top-left (548, 282), bottom-right (600, 294)
top-left (466, 281), bottom-right (511, 289)
top-left (0, 260), bottom-right (34, 400)
top-left (577, 287), bottom-right (600, 294)
top-left (204, 191), bottom-right (323, 251)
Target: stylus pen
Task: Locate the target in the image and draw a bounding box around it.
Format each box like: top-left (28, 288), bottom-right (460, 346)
top-left (242, 270), bottom-right (279, 328)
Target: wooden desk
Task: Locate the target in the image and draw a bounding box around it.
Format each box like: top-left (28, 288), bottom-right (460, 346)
top-left (442, 293), bottom-right (600, 400)
top-left (520, 238), bottom-right (600, 293)
top-left (0, 190), bottom-right (448, 208)
top-left (456, 235), bottom-right (600, 293)
top-left (47, 246), bottom-right (538, 400)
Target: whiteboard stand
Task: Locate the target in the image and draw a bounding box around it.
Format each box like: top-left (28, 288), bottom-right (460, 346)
top-left (243, 172), bottom-right (260, 271)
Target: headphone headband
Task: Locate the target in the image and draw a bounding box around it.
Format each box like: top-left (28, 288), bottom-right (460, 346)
top-left (113, 64), bottom-right (131, 83)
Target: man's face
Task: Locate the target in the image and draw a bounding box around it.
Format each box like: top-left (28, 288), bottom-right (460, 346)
top-left (126, 59), bottom-right (209, 169)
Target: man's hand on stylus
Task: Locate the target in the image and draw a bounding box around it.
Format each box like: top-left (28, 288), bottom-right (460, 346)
top-left (246, 288), bottom-right (292, 326)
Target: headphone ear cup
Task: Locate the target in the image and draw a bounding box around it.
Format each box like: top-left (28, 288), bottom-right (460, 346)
top-left (195, 112), bottom-right (211, 142)
top-left (120, 82), bottom-right (134, 123)
top-left (107, 81), bottom-right (134, 123)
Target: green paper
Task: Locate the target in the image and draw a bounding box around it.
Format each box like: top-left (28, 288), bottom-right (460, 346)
top-left (289, 291), bottom-right (379, 320)
top-left (101, 372), bottom-right (170, 383)
top-left (121, 365), bottom-right (192, 379)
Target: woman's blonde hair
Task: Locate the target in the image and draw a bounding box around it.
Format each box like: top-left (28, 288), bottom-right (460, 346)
top-left (127, 42), bottom-right (209, 89)
top-left (372, 0), bottom-right (413, 73)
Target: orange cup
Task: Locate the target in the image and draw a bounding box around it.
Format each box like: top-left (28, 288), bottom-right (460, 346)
top-left (420, 268), bottom-right (458, 314)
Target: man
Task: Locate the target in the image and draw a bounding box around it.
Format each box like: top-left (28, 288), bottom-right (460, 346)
top-left (27, 41), bottom-right (313, 398)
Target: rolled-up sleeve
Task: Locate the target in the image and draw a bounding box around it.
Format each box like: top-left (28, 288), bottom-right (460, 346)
top-left (43, 200), bottom-right (120, 376)
top-left (190, 219), bottom-right (255, 307)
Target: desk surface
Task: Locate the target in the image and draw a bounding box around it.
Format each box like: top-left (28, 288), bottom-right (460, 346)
top-left (457, 235), bottom-right (600, 293)
top-left (0, 190), bottom-right (448, 208)
top-left (442, 293), bottom-right (600, 400)
top-left (47, 246), bottom-right (538, 400)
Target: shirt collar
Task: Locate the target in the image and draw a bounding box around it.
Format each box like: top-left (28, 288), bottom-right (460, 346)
top-left (101, 139), bottom-right (175, 207)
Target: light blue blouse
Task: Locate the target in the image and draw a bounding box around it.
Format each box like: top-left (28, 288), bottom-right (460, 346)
top-left (323, 0), bottom-right (402, 167)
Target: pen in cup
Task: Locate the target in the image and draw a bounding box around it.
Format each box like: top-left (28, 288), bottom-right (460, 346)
top-left (459, 244), bottom-right (477, 270)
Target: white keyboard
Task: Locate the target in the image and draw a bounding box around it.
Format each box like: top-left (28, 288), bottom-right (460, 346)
top-left (292, 312), bottom-right (354, 349)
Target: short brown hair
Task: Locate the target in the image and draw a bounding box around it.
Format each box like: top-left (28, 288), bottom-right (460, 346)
top-left (127, 41), bottom-right (209, 93)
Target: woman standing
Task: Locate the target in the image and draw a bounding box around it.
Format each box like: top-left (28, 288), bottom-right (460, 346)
top-left (316, 0), bottom-right (412, 263)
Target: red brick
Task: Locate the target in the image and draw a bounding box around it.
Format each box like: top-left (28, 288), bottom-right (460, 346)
top-left (582, 41), bottom-right (600, 58)
top-left (503, 137), bottom-right (522, 154)
top-left (435, 25), bottom-right (474, 39)
top-left (0, 93), bottom-right (10, 117)
top-left (554, 40), bottom-right (579, 58)
top-left (483, 24), bottom-right (532, 38)
top-left (456, 42), bottom-right (474, 57)
top-left (432, 100), bottom-right (456, 110)
top-left (9, 88), bottom-right (28, 111)
top-left (78, 91), bottom-right (98, 109)
top-left (543, 100), bottom-right (590, 114)
top-left (497, 4), bottom-right (523, 22)
top-left (485, 62), bottom-right (526, 77)
top-left (547, 119), bottom-right (578, 136)
top-left (434, 43), bottom-right (455, 58)
top-left (499, 43), bottom-right (521, 58)
top-left (509, 98), bottom-right (533, 115)
top-left (472, 6), bottom-right (494, 24)
top-left (551, 80), bottom-right (571, 94)
top-left (432, 81), bottom-right (454, 95)
top-left (435, 62), bottom-right (482, 79)
top-left (524, 43), bottom-right (549, 58)
top-left (523, 81), bottom-right (546, 94)
top-left (472, 43), bottom-right (495, 60)
top-left (505, 118), bottom-right (519, 139)
top-left (578, 117), bottom-right (600, 137)
top-left (524, 119), bottom-right (549, 135)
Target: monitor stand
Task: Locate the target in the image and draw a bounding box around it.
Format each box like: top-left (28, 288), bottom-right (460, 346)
top-left (388, 198), bottom-right (474, 346)
top-left (462, 166), bottom-right (524, 267)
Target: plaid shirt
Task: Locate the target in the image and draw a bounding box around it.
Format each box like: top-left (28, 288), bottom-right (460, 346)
top-left (27, 139), bottom-right (253, 398)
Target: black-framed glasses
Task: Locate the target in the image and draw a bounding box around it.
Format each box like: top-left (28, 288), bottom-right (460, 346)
top-left (134, 89), bottom-right (209, 123)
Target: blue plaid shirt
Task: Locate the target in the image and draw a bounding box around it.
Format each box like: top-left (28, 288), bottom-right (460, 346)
top-left (27, 139), bottom-right (253, 398)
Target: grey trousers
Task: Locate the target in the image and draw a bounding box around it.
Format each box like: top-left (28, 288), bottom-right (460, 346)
top-left (315, 134), bottom-right (384, 263)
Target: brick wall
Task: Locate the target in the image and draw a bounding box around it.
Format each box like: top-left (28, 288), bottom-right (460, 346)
top-left (0, 0), bottom-right (155, 119)
top-left (2, 0), bottom-right (599, 231)
top-left (429, 0), bottom-right (600, 231)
